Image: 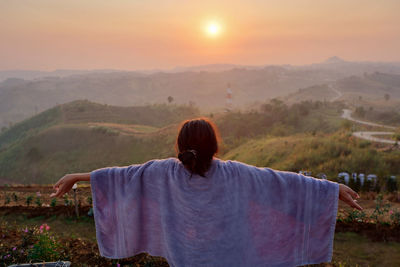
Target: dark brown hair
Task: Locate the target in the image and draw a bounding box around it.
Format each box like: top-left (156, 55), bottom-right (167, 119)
top-left (176, 118), bottom-right (219, 177)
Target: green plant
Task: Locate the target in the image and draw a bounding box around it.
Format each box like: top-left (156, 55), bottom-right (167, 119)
top-left (87, 195), bottom-right (92, 205)
top-left (35, 196), bottom-right (42, 207)
top-left (50, 198), bottom-right (57, 207)
top-left (370, 193), bottom-right (391, 224)
top-left (390, 209), bottom-right (400, 225)
top-left (28, 223), bottom-right (62, 262)
top-left (344, 210), bottom-right (367, 223)
top-left (12, 192), bottom-right (18, 202)
top-left (4, 194), bottom-right (10, 205)
top-left (26, 195), bottom-right (33, 206)
top-left (64, 195), bottom-right (70, 206)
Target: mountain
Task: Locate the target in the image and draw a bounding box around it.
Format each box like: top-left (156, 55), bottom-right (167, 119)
top-left (323, 56), bottom-right (347, 64)
top-left (0, 69), bottom-right (122, 82)
top-left (0, 67), bottom-right (338, 129)
top-left (2, 59), bottom-right (400, 129)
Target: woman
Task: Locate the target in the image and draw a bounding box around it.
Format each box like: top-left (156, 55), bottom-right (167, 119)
top-left (51, 118), bottom-right (362, 267)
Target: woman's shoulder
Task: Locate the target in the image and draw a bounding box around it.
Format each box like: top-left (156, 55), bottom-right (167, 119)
top-left (215, 158), bottom-right (261, 170)
top-left (214, 158), bottom-right (291, 177)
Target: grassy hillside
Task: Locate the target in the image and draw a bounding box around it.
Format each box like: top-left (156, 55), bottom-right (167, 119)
top-left (0, 124), bottom-right (177, 184)
top-left (223, 131), bottom-right (400, 179)
top-left (284, 84), bottom-right (338, 103)
top-left (0, 100), bottom-right (198, 149)
top-left (215, 100), bottom-right (344, 151)
top-left (0, 101), bottom-right (199, 183)
top-left (1, 98), bottom-right (398, 184)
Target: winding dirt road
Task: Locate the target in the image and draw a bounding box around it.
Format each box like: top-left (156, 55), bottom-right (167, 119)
top-left (342, 109), bottom-right (397, 144)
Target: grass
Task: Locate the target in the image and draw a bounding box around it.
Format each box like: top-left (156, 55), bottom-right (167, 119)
top-left (0, 124), bottom-right (176, 183)
top-left (333, 232), bottom-right (400, 267)
top-left (0, 100), bottom-right (201, 184)
top-left (222, 131), bottom-right (400, 179)
top-left (1, 99), bottom-right (399, 185)
top-left (0, 213), bottom-right (97, 243)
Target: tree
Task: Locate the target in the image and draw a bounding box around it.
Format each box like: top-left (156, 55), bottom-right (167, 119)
top-left (384, 93), bottom-right (390, 101)
top-left (167, 96), bottom-right (174, 104)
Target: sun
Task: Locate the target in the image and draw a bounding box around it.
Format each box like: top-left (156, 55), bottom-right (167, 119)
top-left (206, 22), bottom-right (221, 37)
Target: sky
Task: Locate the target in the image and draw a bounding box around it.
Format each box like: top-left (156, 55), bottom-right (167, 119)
top-left (1, 0), bottom-right (400, 71)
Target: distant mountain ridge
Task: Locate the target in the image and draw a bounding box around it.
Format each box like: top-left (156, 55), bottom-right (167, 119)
top-left (284, 72), bottom-right (400, 110)
top-left (323, 56), bottom-right (347, 64)
top-left (2, 58), bottom-right (400, 129)
top-left (0, 66), bottom-right (337, 128)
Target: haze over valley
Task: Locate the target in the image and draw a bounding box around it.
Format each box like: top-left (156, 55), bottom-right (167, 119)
top-left (2, 57), bottom-right (400, 129)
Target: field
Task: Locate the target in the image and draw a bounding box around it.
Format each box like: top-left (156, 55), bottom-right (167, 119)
top-left (1, 185), bottom-right (400, 266)
top-left (1, 100), bottom-right (400, 266)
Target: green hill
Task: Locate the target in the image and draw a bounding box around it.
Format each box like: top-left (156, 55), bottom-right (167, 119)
top-left (223, 132), bottom-right (400, 179)
top-left (0, 100), bottom-right (198, 183)
top-left (1, 98), bottom-right (398, 185)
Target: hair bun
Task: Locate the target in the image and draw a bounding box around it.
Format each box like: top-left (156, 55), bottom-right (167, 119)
top-left (178, 150), bottom-right (197, 166)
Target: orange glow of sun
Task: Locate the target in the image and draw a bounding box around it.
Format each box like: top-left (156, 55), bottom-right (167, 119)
top-left (205, 22), bottom-right (221, 37)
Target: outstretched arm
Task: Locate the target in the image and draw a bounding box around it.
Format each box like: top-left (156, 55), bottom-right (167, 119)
top-left (338, 183), bottom-right (362, 210)
top-left (50, 173), bottom-right (90, 198)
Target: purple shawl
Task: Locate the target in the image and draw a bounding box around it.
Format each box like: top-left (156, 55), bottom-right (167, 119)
top-left (90, 158), bottom-right (339, 267)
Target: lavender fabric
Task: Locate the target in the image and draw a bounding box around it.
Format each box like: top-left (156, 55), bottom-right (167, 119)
top-left (90, 158), bottom-right (339, 267)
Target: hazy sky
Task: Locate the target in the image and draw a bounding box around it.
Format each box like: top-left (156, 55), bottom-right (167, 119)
top-left (1, 0), bottom-right (400, 70)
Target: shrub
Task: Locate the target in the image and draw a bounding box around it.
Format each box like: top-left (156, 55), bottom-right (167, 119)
top-left (0, 224), bottom-right (66, 265)
top-left (370, 193), bottom-right (392, 224)
top-left (26, 195), bottom-right (33, 206)
top-left (4, 194), bottom-right (10, 205)
top-left (50, 198), bottom-right (57, 207)
top-left (28, 223), bottom-right (62, 262)
top-left (12, 192), bottom-right (18, 203)
top-left (344, 210), bottom-right (367, 223)
top-left (35, 196), bottom-right (42, 207)
top-left (390, 209), bottom-right (400, 225)
top-left (64, 195), bottom-right (70, 206)
top-left (87, 195), bottom-right (92, 205)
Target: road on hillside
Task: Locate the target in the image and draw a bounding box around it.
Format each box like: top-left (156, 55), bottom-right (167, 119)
top-left (342, 109), bottom-right (396, 130)
top-left (342, 109), bottom-right (397, 144)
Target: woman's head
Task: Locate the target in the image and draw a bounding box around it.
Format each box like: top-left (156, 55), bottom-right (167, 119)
top-left (176, 118), bottom-right (219, 177)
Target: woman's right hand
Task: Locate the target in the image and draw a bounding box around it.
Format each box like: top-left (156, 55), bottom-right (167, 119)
top-left (50, 174), bottom-right (78, 198)
top-left (339, 183), bottom-right (363, 210)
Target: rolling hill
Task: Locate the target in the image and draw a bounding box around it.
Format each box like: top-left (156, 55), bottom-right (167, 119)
top-left (0, 98), bottom-right (398, 185)
top-left (0, 101), bottom-right (199, 183)
top-left (222, 132), bottom-right (400, 179)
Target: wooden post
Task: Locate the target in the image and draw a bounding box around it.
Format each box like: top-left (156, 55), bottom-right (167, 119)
top-left (72, 183), bottom-right (79, 218)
